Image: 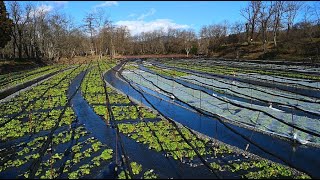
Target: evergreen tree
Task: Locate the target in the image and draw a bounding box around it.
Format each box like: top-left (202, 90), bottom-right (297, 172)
top-left (0, 1), bottom-right (13, 48)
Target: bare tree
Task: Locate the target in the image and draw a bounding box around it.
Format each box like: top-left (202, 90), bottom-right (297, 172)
top-left (9, 1), bottom-right (26, 58)
top-left (312, 1), bottom-right (320, 25)
top-left (199, 23), bottom-right (228, 56)
top-left (2, 1), bottom-right (95, 62)
top-left (272, 1), bottom-right (285, 47)
top-left (241, 1), bottom-right (262, 43)
top-left (181, 29), bottom-right (196, 57)
top-left (83, 12), bottom-right (98, 56)
top-left (92, 8), bottom-right (111, 59)
top-left (231, 21), bottom-right (244, 43)
top-left (4, 1), bottom-right (319, 61)
top-left (258, 1), bottom-right (274, 53)
top-left (199, 26), bottom-right (209, 55)
top-left (210, 24), bottom-right (227, 52)
top-left (302, 3), bottom-right (320, 45)
top-left (283, 1), bottom-right (303, 35)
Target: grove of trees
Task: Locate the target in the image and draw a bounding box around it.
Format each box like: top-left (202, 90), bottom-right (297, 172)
top-left (0, 1), bottom-right (319, 62)
top-left (0, 1), bottom-right (13, 49)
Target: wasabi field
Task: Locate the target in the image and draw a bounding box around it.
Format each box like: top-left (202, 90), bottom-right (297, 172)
top-left (0, 58), bottom-right (319, 179)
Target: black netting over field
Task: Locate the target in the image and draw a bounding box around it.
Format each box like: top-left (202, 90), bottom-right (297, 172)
top-left (105, 59), bottom-right (320, 178)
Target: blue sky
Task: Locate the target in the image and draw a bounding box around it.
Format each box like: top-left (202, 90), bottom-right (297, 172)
top-left (5, 1), bottom-right (315, 36)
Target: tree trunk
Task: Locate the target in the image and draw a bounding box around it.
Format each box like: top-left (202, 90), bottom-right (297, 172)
top-left (18, 45), bottom-right (22, 59)
top-left (71, 49), bottom-right (75, 58)
top-left (250, 20), bottom-right (255, 43)
top-left (18, 29), bottom-right (23, 59)
top-left (185, 47), bottom-right (190, 57)
top-left (273, 31), bottom-right (277, 47)
top-left (245, 23), bottom-right (250, 43)
top-left (24, 46), bottom-right (29, 58)
top-left (13, 39), bottom-right (16, 58)
top-left (262, 22), bottom-right (267, 53)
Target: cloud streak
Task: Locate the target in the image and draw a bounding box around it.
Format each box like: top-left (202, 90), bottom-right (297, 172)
top-left (53, 1), bottom-right (68, 5)
top-left (116, 19), bottom-right (190, 36)
top-left (128, 13), bottom-right (136, 18)
top-left (95, 1), bottom-right (118, 8)
top-left (137, 8), bottom-right (156, 20)
top-left (31, 4), bottom-right (53, 17)
top-left (53, 1), bottom-right (68, 9)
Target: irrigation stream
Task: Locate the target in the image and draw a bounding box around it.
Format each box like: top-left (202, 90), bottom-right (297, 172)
top-left (68, 68), bottom-right (216, 178)
top-left (104, 60), bottom-right (320, 178)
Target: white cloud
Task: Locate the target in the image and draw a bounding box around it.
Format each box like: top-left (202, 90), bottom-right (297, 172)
top-left (53, 1), bottom-right (68, 9)
top-left (37, 4), bottom-right (53, 12)
top-left (31, 4), bottom-right (53, 17)
top-left (115, 19), bottom-right (190, 36)
top-left (137, 8), bottom-right (156, 20)
top-left (128, 13), bottom-right (136, 18)
top-left (95, 1), bottom-right (118, 8)
top-left (53, 1), bottom-right (68, 5)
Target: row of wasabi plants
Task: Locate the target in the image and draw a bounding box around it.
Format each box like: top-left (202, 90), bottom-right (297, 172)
top-left (0, 64), bottom-right (68, 91)
top-left (0, 62), bottom-right (115, 179)
top-left (160, 59), bottom-right (320, 81)
top-left (0, 58), bottom-right (314, 179)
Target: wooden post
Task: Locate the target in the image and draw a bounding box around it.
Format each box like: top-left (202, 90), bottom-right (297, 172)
top-left (106, 105), bottom-right (109, 125)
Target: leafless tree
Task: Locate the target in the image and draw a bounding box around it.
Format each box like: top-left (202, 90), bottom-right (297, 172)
top-left (283, 1), bottom-right (303, 35)
top-left (9, 1), bottom-right (28, 58)
top-left (231, 21), bottom-right (244, 43)
top-left (2, 1), bottom-right (320, 61)
top-left (181, 29), bottom-right (196, 57)
top-left (312, 1), bottom-right (320, 25)
top-left (272, 1), bottom-right (285, 47)
top-left (300, 4), bottom-right (317, 43)
top-left (241, 1), bottom-right (262, 43)
top-left (199, 26), bottom-right (209, 55)
top-left (204, 23), bottom-right (227, 55)
top-left (83, 12), bottom-right (98, 56)
top-left (258, 1), bottom-right (274, 53)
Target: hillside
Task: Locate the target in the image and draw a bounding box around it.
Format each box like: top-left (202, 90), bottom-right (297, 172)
top-left (210, 37), bottom-right (320, 62)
